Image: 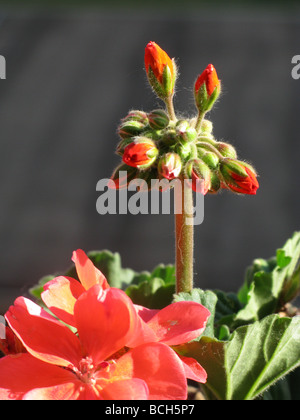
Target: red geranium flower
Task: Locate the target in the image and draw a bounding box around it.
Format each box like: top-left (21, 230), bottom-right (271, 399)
top-left (0, 286), bottom-right (189, 400)
top-left (42, 250), bottom-right (210, 384)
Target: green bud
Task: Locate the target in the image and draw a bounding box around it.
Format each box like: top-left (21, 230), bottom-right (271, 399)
top-left (161, 127), bottom-right (177, 146)
top-left (175, 142), bottom-right (192, 160)
top-left (118, 120), bottom-right (147, 139)
top-left (216, 142), bottom-right (237, 159)
top-left (121, 110), bottom-right (149, 124)
top-left (142, 129), bottom-right (163, 141)
top-left (176, 120), bottom-right (197, 145)
top-left (148, 109), bottom-right (170, 129)
top-left (200, 119), bottom-right (213, 135)
top-left (197, 149), bottom-right (219, 169)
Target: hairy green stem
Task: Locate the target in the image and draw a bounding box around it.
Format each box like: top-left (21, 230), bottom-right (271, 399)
top-left (165, 95), bottom-right (177, 122)
top-left (175, 179), bottom-right (194, 294)
top-left (195, 110), bottom-right (206, 133)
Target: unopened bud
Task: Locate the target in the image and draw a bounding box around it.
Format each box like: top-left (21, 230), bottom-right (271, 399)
top-left (142, 129), bottom-right (163, 141)
top-left (158, 153), bottom-right (182, 180)
top-left (175, 142), bottom-right (192, 160)
top-left (220, 159), bottom-right (259, 195)
top-left (148, 109), bottom-right (170, 129)
top-left (200, 119), bottom-right (213, 135)
top-left (185, 158), bottom-right (211, 195)
top-left (194, 64), bottom-right (221, 113)
top-left (161, 127), bottom-right (177, 146)
top-left (122, 138), bottom-right (159, 169)
top-left (216, 142), bottom-right (237, 159)
top-left (197, 149), bottom-right (219, 169)
top-left (118, 120), bottom-right (147, 139)
top-left (121, 110), bottom-right (149, 125)
top-left (176, 120), bottom-right (197, 145)
top-left (145, 41), bottom-right (176, 100)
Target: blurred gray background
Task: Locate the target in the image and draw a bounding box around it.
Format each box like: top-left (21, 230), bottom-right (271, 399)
top-left (0, 0), bottom-right (299, 312)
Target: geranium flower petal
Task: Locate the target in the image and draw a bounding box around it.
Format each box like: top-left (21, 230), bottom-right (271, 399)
top-left (146, 301), bottom-right (210, 345)
top-left (74, 286), bottom-right (140, 364)
top-left (101, 379), bottom-right (149, 400)
top-left (134, 305), bottom-right (159, 323)
top-left (41, 276), bottom-right (85, 327)
top-left (23, 382), bottom-right (84, 400)
top-left (72, 249), bottom-right (110, 290)
top-left (0, 353), bottom-right (77, 400)
top-left (6, 297), bottom-right (82, 367)
top-left (178, 355), bottom-right (207, 383)
top-left (113, 342), bottom-right (187, 400)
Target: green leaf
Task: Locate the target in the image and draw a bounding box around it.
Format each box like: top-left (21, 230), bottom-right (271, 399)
top-left (125, 263), bottom-right (176, 309)
top-left (150, 264), bottom-right (176, 285)
top-left (232, 232), bottom-right (300, 328)
top-left (174, 289), bottom-right (218, 338)
top-left (213, 290), bottom-right (242, 326)
top-left (175, 314), bottom-right (300, 400)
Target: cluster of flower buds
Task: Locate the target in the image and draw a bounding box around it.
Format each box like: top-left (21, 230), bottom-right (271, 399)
top-left (111, 42), bottom-right (259, 196)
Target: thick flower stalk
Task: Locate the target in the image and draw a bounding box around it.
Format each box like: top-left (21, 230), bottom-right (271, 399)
top-left (110, 41), bottom-right (259, 294)
top-left (0, 251), bottom-right (210, 400)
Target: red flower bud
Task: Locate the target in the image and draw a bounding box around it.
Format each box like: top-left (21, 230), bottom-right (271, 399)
top-left (220, 159), bottom-right (259, 195)
top-left (158, 153), bottom-right (182, 180)
top-left (122, 139), bottom-right (158, 169)
top-left (185, 159), bottom-right (211, 195)
top-left (145, 41), bottom-right (176, 99)
top-left (194, 64), bottom-right (221, 113)
top-left (195, 64), bottom-right (220, 96)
